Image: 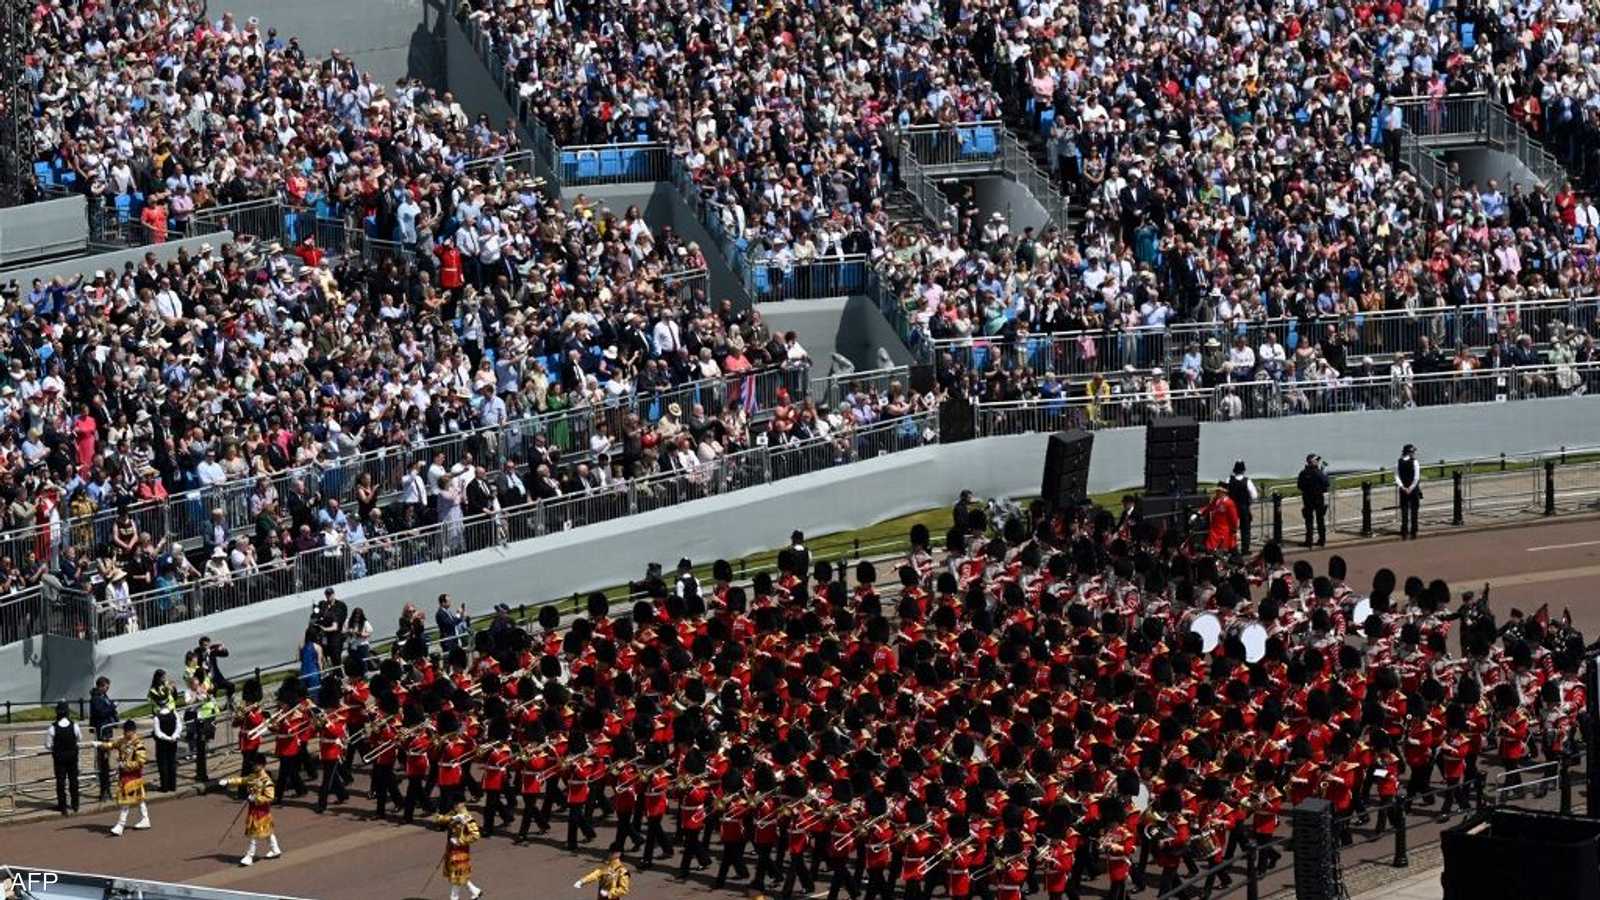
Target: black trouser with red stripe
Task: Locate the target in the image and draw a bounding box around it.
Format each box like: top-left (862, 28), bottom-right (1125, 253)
top-left (516, 792), bottom-right (549, 837)
top-left (713, 837), bottom-right (749, 888)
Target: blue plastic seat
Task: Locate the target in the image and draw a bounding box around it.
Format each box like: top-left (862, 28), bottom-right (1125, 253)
top-left (33, 162), bottom-right (53, 187)
top-left (973, 126), bottom-right (998, 155)
top-left (599, 149), bottom-right (624, 178)
top-left (114, 194), bottom-right (132, 223)
top-left (1039, 109), bottom-right (1056, 134)
top-left (284, 211), bottom-right (300, 243)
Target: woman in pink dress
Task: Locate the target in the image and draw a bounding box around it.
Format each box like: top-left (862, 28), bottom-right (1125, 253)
top-left (73, 405), bottom-right (98, 470)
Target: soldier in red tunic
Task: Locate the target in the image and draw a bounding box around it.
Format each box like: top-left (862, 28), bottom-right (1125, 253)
top-left (675, 752), bottom-right (714, 879)
top-left (313, 679), bottom-right (351, 813)
top-left (713, 769), bottom-right (753, 889)
top-left (477, 718), bottom-right (516, 837)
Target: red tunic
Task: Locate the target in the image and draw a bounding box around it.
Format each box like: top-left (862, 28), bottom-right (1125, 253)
top-left (480, 744), bottom-right (512, 792)
top-left (317, 714), bottom-right (348, 763)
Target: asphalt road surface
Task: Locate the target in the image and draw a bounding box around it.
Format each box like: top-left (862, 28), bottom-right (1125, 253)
top-left (2, 517), bottom-right (1597, 900)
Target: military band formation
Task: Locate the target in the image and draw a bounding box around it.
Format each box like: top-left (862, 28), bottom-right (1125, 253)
top-left (90, 503), bottom-right (1585, 900)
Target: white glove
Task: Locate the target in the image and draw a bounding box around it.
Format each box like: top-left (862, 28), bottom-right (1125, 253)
top-left (572, 881), bottom-right (583, 890)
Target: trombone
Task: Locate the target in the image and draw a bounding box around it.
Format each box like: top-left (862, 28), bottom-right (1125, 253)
top-left (831, 811), bottom-right (891, 855)
top-left (917, 834), bottom-right (975, 878)
top-left (362, 721), bottom-right (432, 764)
top-left (246, 703), bottom-right (301, 741)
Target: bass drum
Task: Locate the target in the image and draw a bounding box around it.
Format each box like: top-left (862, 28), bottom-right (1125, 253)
top-left (1187, 611), bottom-right (1223, 654)
top-left (1240, 623), bottom-right (1270, 664)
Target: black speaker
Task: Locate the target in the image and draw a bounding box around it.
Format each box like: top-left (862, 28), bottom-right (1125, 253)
top-left (909, 364), bottom-right (937, 395)
top-left (1290, 799), bottom-right (1341, 900)
top-left (1042, 431), bottom-right (1094, 508)
top-left (1145, 416), bottom-right (1200, 496)
top-left (1139, 493), bottom-right (1209, 524)
top-left (1147, 416), bottom-right (1200, 442)
top-left (1145, 456), bottom-right (1199, 482)
top-left (1442, 809), bottom-right (1600, 900)
top-left (940, 397), bottom-right (975, 443)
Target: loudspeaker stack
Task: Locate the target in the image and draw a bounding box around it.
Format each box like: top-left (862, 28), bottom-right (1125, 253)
top-left (1141, 416), bottom-right (1203, 522)
top-left (1290, 799), bottom-right (1342, 900)
top-left (1040, 431), bottom-right (1094, 509)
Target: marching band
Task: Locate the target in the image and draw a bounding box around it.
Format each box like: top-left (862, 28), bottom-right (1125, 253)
top-left (202, 506), bottom-right (1586, 899)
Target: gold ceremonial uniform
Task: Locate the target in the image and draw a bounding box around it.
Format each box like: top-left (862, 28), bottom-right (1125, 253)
top-left (434, 812), bottom-right (481, 886)
top-left (97, 735), bottom-right (148, 807)
top-left (220, 771), bottom-right (277, 838)
top-left (577, 859), bottom-right (632, 898)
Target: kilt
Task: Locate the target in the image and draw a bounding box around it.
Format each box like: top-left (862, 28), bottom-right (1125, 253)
top-left (116, 772), bottom-right (146, 807)
top-left (245, 804), bottom-right (274, 839)
top-left (445, 846), bottom-right (472, 886)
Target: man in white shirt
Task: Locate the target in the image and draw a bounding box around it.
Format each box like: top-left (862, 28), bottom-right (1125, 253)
top-left (196, 449), bottom-right (228, 485)
top-left (1257, 332), bottom-right (1287, 380)
top-left (1227, 336), bottom-right (1257, 382)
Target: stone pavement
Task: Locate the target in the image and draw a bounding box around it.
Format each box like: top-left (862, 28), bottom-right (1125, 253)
top-left (1353, 865), bottom-right (1444, 900)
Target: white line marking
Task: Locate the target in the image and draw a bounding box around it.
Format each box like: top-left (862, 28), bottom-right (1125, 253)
top-left (1527, 539), bottom-right (1600, 552)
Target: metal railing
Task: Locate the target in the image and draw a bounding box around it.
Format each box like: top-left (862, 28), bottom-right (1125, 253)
top-left (1485, 99), bottom-right (1570, 189)
top-left (15, 413), bottom-right (935, 643)
top-left (0, 359), bottom-right (795, 573)
top-left (1390, 92), bottom-right (1491, 141)
top-left (1325, 443), bottom-right (1600, 537)
top-left (1398, 129), bottom-right (1460, 194)
top-left (743, 252), bottom-right (872, 302)
top-left (975, 363), bottom-right (1600, 435)
top-left (927, 294), bottom-right (1600, 374)
top-left (1390, 92), bottom-right (1568, 190)
top-left (888, 129), bottom-right (958, 227)
top-left (999, 129), bottom-right (1074, 230)
top-left (557, 143), bottom-right (671, 185)
top-left (897, 121), bottom-right (1006, 170)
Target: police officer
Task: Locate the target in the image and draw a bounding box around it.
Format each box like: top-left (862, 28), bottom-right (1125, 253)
top-left (1296, 453), bottom-right (1330, 548)
top-left (44, 701), bottom-right (81, 814)
top-left (89, 677), bottom-right (119, 802)
top-left (1396, 443), bottom-right (1422, 539)
top-left (1226, 461), bottom-right (1259, 554)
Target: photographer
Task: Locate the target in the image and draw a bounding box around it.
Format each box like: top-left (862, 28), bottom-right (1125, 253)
top-left (436, 593), bottom-right (470, 653)
top-left (1297, 453), bottom-right (1330, 548)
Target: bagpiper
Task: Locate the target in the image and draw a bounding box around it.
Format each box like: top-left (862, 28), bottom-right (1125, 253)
top-left (574, 850), bottom-right (632, 898)
top-left (434, 801), bottom-right (485, 900)
top-left (96, 720), bottom-right (150, 835)
top-left (217, 760), bottom-right (282, 865)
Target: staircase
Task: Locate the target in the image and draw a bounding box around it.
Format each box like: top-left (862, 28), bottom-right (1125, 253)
top-left (1392, 93), bottom-right (1568, 192)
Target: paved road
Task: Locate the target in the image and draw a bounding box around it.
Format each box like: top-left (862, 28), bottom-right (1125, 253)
top-left (2, 517), bottom-right (1597, 900)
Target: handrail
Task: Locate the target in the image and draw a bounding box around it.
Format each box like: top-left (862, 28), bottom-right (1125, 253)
top-left (23, 412), bottom-right (938, 643)
top-left (924, 293), bottom-right (1599, 357)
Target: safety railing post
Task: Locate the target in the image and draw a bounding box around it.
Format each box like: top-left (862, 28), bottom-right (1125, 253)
top-left (1452, 470), bottom-right (1464, 525)
top-left (1245, 841), bottom-right (1260, 900)
top-left (1546, 460), bottom-right (1557, 515)
top-left (1360, 481), bottom-right (1373, 536)
top-left (1561, 756), bottom-right (1573, 815)
top-left (1271, 493), bottom-right (1283, 544)
top-left (1394, 798), bottom-right (1409, 867)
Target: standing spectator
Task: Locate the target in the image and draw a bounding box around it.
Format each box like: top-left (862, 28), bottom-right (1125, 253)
top-left (45, 700), bottom-right (81, 815)
top-left (89, 676), bottom-right (118, 801)
top-left (436, 593), bottom-right (468, 653)
top-left (1296, 453), bottom-right (1330, 548)
top-left (1396, 443), bottom-right (1423, 540)
top-left (345, 608), bottom-right (374, 672)
top-left (152, 697), bottom-right (181, 793)
top-left (299, 626), bottom-right (324, 692)
top-left (1226, 461), bottom-right (1259, 554)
